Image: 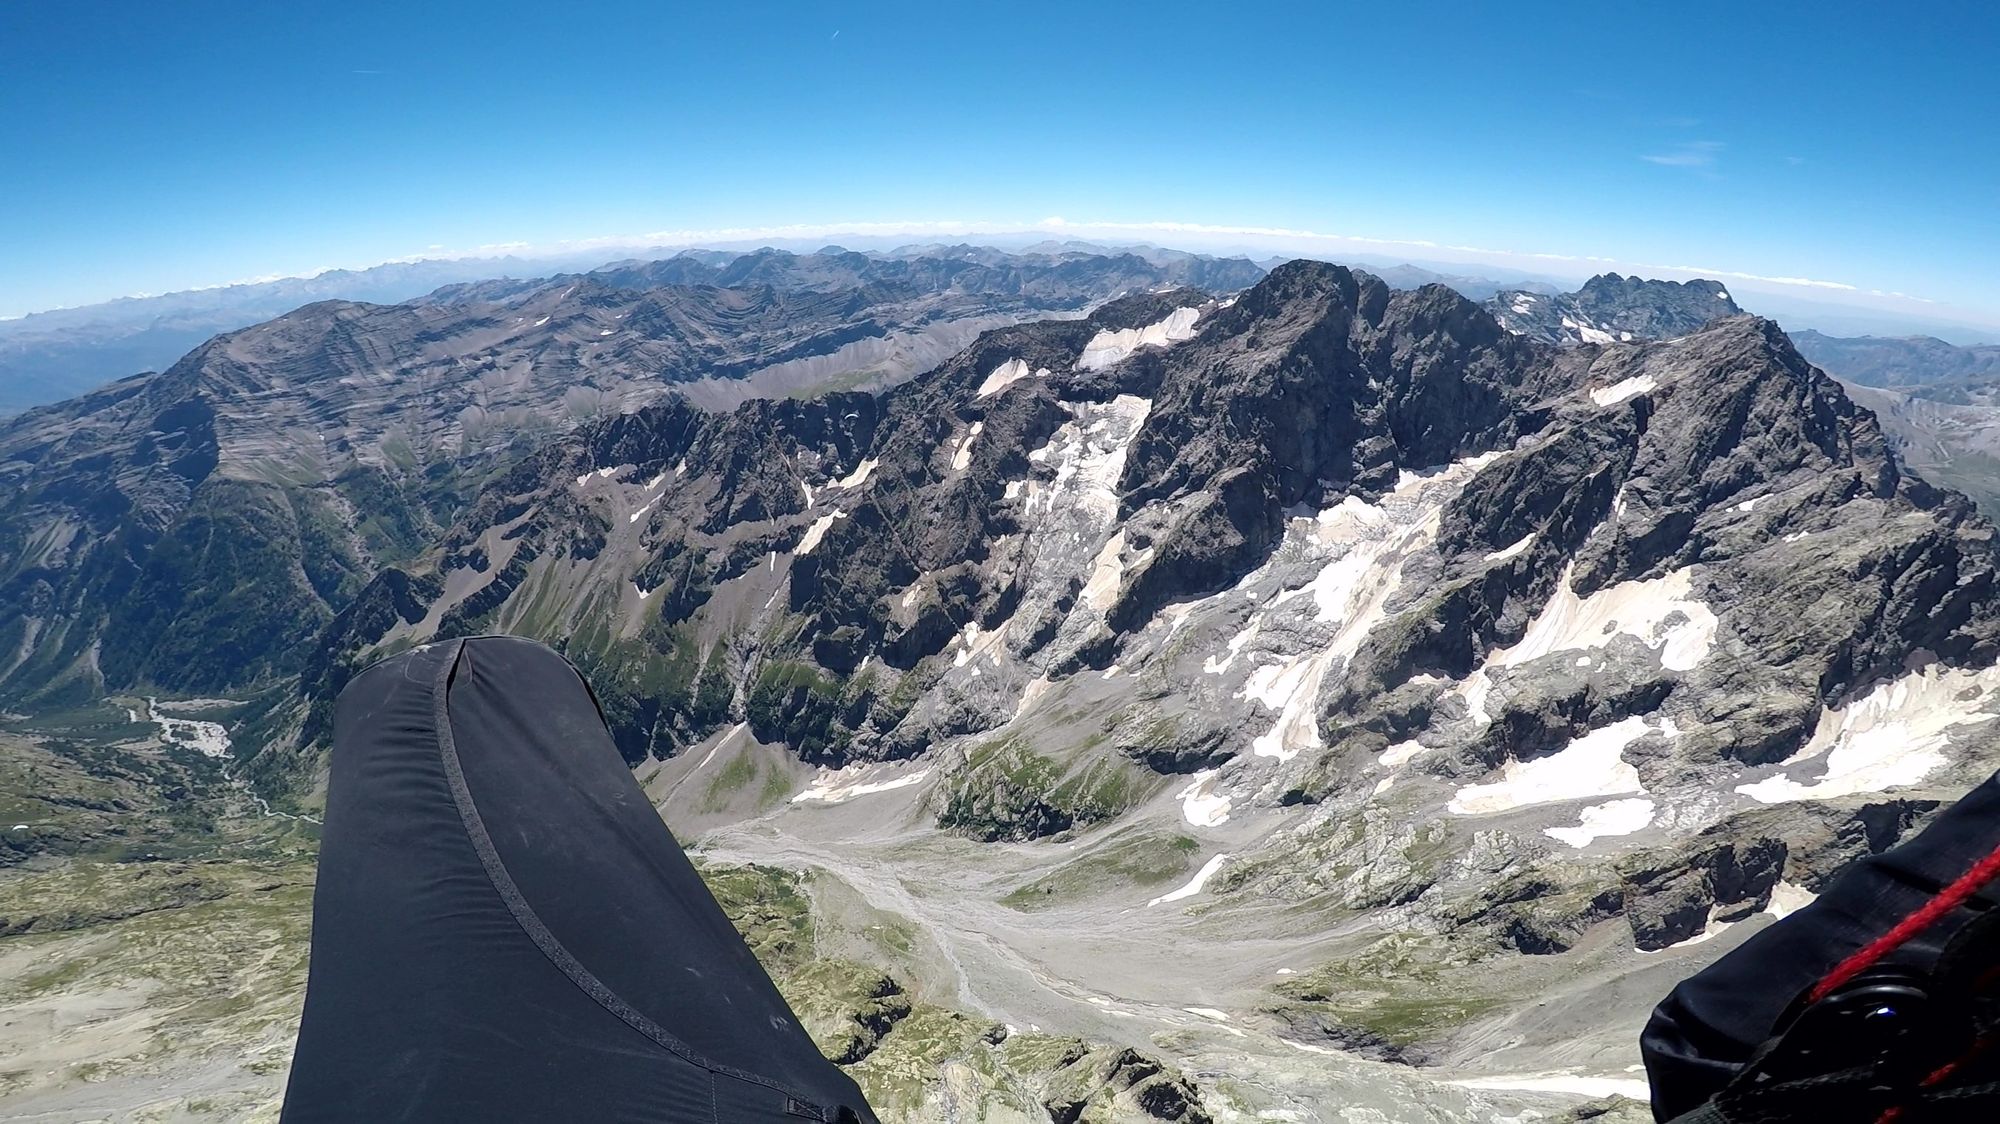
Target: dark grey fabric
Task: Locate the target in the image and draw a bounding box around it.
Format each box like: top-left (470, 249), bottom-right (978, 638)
top-left (1641, 770), bottom-right (2000, 1122)
top-left (282, 635), bottom-right (877, 1123)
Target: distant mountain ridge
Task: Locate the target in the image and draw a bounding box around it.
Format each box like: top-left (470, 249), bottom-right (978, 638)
top-left (1792, 329), bottom-right (2000, 404)
top-left (0, 244), bottom-right (1266, 417)
top-left (0, 256), bottom-right (585, 417)
top-left (0, 247), bottom-right (1262, 708)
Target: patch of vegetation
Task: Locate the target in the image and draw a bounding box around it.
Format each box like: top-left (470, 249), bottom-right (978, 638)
top-left (938, 735), bottom-right (1152, 842)
top-left (570, 618), bottom-right (716, 764)
top-left (756, 766), bottom-right (794, 809)
top-left (1002, 831), bottom-right (1201, 910)
top-left (286, 487), bottom-right (371, 605)
top-left (699, 752), bottom-right (760, 812)
top-left (0, 727), bottom-right (236, 866)
top-left (700, 862), bottom-right (816, 973)
top-left (745, 659), bottom-right (878, 763)
top-left (1272, 932), bottom-right (1509, 1049)
top-left (101, 477), bottom-right (335, 692)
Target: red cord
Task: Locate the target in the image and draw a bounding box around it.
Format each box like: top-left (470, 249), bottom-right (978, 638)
top-left (1809, 839), bottom-right (2000, 1004)
top-left (1875, 1037), bottom-right (1994, 1124)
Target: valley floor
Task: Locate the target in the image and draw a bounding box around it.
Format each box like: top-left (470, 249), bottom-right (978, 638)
top-left (0, 702), bottom-right (1668, 1123)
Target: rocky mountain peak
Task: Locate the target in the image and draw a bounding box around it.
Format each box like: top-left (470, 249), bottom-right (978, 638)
top-left (1577, 271), bottom-right (1739, 312)
top-left (1489, 272), bottom-right (1745, 347)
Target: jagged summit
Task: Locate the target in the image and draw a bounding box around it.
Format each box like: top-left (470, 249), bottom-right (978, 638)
top-left (1488, 271), bottom-right (1745, 346)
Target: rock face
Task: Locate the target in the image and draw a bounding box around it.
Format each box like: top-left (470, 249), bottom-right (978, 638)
top-left (285, 259), bottom-right (2000, 936)
top-left (0, 248), bottom-right (1261, 708)
top-left (1487, 273), bottom-right (1743, 346)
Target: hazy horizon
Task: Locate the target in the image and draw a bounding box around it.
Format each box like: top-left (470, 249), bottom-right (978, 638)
top-left (8, 2), bottom-right (1996, 332)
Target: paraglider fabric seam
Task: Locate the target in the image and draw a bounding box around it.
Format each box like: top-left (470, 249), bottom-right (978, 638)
top-left (427, 638), bottom-right (831, 1115)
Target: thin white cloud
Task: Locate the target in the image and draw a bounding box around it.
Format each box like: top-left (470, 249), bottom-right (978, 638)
top-left (1642, 141), bottom-right (1723, 168)
top-left (1640, 264), bottom-right (1856, 290)
top-left (1640, 141), bottom-right (1720, 167)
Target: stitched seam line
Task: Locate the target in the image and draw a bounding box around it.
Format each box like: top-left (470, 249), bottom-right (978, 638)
top-left (428, 638), bottom-right (821, 1107)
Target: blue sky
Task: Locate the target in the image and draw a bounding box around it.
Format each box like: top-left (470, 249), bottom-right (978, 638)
top-left (5, 0), bottom-right (1997, 328)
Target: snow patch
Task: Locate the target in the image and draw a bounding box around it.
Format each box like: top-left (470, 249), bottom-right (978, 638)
top-left (1449, 716), bottom-right (1672, 815)
top-left (834, 457), bottom-right (879, 489)
top-left (795, 510), bottom-right (847, 555)
top-left (1019, 394), bottom-right (1149, 523)
top-left (1766, 881), bottom-right (1817, 920)
top-left (1175, 771), bottom-right (1232, 827)
top-left (1379, 740), bottom-right (1424, 768)
top-left (1734, 496), bottom-right (1763, 513)
top-left (1562, 316), bottom-right (1617, 345)
top-left (1242, 457), bottom-right (1503, 761)
top-left (627, 500), bottom-right (655, 524)
top-left (1485, 533), bottom-right (1535, 563)
top-left (1544, 798), bottom-right (1656, 848)
top-left (1078, 306), bottom-right (1202, 370)
top-left (1079, 531), bottom-right (1129, 612)
top-left (950, 618), bottom-right (1015, 670)
top-left (1737, 661), bottom-right (2000, 803)
top-left (950, 421), bottom-right (984, 471)
top-left (1591, 375), bottom-right (1657, 406)
top-left (1148, 853), bottom-right (1229, 907)
top-left (1650, 905), bottom-right (1738, 951)
top-left (791, 764), bottom-right (932, 805)
top-left (1487, 563), bottom-right (1717, 675)
top-left (977, 357), bottom-right (1049, 398)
